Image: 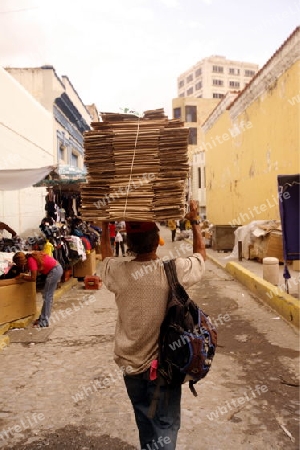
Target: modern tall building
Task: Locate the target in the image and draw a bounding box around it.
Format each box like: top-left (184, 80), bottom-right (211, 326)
top-left (177, 55), bottom-right (259, 99)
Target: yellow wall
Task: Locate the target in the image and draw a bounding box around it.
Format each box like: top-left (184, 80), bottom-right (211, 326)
top-left (205, 60), bottom-right (300, 226)
top-left (172, 97), bottom-right (220, 158)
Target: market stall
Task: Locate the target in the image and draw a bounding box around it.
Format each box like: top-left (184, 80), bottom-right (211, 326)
top-left (0, 166), bottom-right (55, 326)
top-left (34, 168), bottom-right (101, 278)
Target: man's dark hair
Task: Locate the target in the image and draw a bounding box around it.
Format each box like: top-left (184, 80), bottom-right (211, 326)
top-left (127, 229), bottom-right (159, 254)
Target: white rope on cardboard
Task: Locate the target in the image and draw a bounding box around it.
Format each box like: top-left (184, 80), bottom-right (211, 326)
top-left (122, 118), bottom-right (140, 219)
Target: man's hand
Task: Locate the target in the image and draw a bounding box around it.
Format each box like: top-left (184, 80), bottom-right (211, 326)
top-left (185, 200), bottom-right (206, 260)
top-left (15, 274), bottom-right (25, 283)
top-left (185, 200), bottom-right (198, 221)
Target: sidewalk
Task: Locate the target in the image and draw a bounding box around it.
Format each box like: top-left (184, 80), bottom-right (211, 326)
top-left (204, 246), bottom-right (300, 328)
top-left (163, 224), bottom-right (299, 327)
top-left (0, 277), bottom-right (79, 352)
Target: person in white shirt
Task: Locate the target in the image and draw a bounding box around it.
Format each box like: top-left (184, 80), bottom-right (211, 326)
top-left (101, 200), bottom-right (206, 450)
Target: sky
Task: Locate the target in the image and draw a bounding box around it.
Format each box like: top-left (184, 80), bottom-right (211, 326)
top-left (0, 0), bottom-right (299, 118)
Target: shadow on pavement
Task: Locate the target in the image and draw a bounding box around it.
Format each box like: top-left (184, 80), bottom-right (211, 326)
top-left (5, 425), bottom-right (137, 450)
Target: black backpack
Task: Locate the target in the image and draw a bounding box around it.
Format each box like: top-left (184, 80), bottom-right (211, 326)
top-left (158, 259), bottom-right (217, 395)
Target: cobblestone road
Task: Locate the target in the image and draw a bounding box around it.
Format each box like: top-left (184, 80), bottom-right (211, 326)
top-left (0, 226), bottom-right (299, 449)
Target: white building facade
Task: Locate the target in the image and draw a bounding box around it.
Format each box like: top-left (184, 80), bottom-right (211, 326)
top-left (0, 67), bottom-right (53, 236)
top-left (177, 55), bottom-right (259, 99)
top-left (6, 67), bottom-right (92, 181)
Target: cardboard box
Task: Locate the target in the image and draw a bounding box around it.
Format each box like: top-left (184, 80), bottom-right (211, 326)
top-left (95, 244), bottom-right (102, 255)
top-left (0, 279), bottom-right (36, 325)
top-left (212, 225), bottom-right (239, 252)
top-left (292, 260), bottom-right (300, 271)
top-left (73, 250), bottom-right (96, 278)
top-left (253, 231), bottom-right (284, 263)
top-left (81, 111), bottom-right (189, 222)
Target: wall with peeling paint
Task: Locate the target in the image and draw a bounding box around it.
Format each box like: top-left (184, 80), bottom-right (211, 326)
top-left (204, 58), bottom-right (300, 226)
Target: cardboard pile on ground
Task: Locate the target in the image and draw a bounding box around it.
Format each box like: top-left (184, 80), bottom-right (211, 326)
top-left (80, 109), bottom-right (189, 221)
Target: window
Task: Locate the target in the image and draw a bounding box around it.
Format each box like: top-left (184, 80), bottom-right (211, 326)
top-left (198, 167), bottom-right (201, 188)
top-left (212, 65), bottom-right (223, 73)
top-left (195, 81), bottom-right (202, 90)
top-left (187, 87), bottom-right (193, 96)
top-left (195, 68), bottom-right (202, 77)
top-left (213, 79), bottom-right (224, 86)
top-left (185, 105), bottom-right (197, 122)
top-left (229, 68), bottom-right (240, 75)
top-left (203, 167), bottom-right (206, 188)
top-left (189, 127), bottom-right (197, 145)
top-left (245, 69), bottom-right (255, 77)
top-left (187, 74), bottom-right (193, 83)
top-left (213, 93), bottom-right (225, 98)
top-left (71, 152), bottom-right (79, 167)
top-left (59, 143), bottom-right (66, 161)
top-left (178, 80), bottom-right (184, 88)
top-left (173, 107), bottom-right (181, 119)
top-left (229, 81), bottom-right (240, 88)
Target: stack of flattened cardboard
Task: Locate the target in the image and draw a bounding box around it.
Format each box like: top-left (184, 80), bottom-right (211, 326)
top-left (80, 109), bottom-right (189, 221)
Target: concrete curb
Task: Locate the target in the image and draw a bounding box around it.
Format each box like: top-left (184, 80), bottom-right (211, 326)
top-left (54, 277), bottom-right (79, 301)
top-left (0, 277), bottom-right (79, 351)
top-left (226, 261), bottom-right (299, 328)
top-left (206, 252), bottom-right (228, 271)
top-left (206, 252), bottom-right (299, 328)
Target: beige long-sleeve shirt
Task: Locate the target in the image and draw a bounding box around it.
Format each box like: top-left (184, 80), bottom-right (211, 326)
top-left (101, 254), bottom-right (205, 374)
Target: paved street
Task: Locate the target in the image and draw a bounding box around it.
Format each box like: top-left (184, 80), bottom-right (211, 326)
top-left (0, 225), bottom-right (299, 450)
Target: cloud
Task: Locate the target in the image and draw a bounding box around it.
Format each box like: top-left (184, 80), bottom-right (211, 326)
top-left (159, 0), bottom-right (181, 8)
top-left (187, 20), bottom-right (206, 29)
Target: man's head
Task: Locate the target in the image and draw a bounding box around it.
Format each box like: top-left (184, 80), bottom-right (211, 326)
top-left (126, 222), bottom-right (160, 254)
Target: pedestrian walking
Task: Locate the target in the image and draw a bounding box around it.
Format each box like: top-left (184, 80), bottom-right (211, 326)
top-left (100, 200), bottom-right (206, 449)
top-left (108, 221), bottom-right (116, 254)
top-left (115, 220), bottom-right (126, 257)
top-left (167, 219), bottom-right (177, 242)
top-left (12, 251), bottom-right (63, 328)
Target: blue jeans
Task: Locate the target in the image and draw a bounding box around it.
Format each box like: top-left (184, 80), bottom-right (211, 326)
top-left (124, 373), bottom-right (181, 450)
top-left (39, 264), bottom-right (63, 327)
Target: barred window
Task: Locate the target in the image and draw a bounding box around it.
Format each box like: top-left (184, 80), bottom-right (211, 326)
top-left (173, 107), bottom-right (181, 119)
top-left (185, 105), bottom-right (197, 122)
top-left (212, 65), bottom-right (223, 73)
top-left (189, 127), bottom-right (197, 145)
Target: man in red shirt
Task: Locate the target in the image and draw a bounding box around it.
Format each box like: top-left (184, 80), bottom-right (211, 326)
top-left (108, 221), bottom-right (116, 254)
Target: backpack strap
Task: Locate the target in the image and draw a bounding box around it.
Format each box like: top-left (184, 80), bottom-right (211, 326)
top-left (163, 259), bottom-right (179, 288)
top-left (148, 260), bottom-right (179, 419)
top-left (163, 259), bottom-right (190, 308)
